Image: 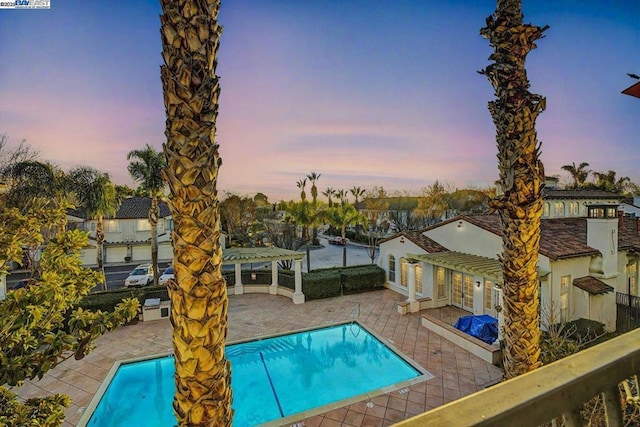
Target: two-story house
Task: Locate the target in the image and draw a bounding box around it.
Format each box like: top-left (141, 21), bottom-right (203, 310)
top-left (80, 197), bottom-right (174, 265)
top-left (379, 204), bottom-right (640, 332)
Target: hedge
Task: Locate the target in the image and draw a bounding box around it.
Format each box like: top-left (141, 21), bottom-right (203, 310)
top-left (340, 265), bottom-right (385, 294)
top-left (303, 269), bottom-right (341, 300)
top-left (76, 265), bottom-right (386, 311)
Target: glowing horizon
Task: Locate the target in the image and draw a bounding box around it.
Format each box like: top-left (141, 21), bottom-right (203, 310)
top-left (1, 1), bottom-right (638, 202)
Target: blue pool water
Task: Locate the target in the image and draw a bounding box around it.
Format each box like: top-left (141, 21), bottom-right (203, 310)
top-left (87, 323), bottom-right (424, 426)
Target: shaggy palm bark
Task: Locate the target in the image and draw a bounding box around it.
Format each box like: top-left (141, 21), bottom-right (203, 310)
top-left (159, 1), bottom-right (232, 425)
top-left (95, 215), bottom-right (107, 291)
top-left (480, 0), bottom-right (548, 379)
top-left (149, 195), bottom-right (160, 286)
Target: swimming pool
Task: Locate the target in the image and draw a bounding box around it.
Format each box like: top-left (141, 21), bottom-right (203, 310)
top-left (82, 322), bottom-right (431, 426)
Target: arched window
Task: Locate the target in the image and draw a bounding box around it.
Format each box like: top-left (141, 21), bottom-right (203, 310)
top-left (543, 202), bottom-right (550, 217)
top-left (388, 255), bottom-right (396, 282)
top-left (400, 258), bottom-right (408, 287)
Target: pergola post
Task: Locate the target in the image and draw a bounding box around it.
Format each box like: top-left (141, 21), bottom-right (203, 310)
top-left (407, 262), bottom-right (419, 312)
top-left (234, 263), bottom-right (243, 295)
top-left (293, 259), bottom-right (305, 304)
top-left (270, 260), bottom-right (278, 295)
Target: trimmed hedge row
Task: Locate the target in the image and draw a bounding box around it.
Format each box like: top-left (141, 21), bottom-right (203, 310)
top-left (77, 265), bottom-right (386, 311)
top-left (303, 264), bottom-right (385, 300)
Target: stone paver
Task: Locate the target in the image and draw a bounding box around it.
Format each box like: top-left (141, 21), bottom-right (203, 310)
top-left (13, 290), bottom-right (502, 426)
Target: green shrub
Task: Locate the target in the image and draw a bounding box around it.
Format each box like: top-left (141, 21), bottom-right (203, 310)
top-left (78, 288), bottom-right (141, 313)
top-left (303, 269), bottom-right (341, 300)
top-left (341, 265), bottom-right (385, 294)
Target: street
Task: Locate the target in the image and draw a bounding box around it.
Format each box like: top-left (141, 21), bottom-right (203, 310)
top-left (5, 237), bottom-right (378, 292)
top-left (6, 262), bottom-right (172, 292)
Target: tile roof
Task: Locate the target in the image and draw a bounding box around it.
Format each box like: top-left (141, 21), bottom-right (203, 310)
top-left (573, 276), bottom-right (614, 295)
top-left (378, 230), bottom-right (448, 253)
top-left (542, 189), bottom-right (621, 200)
top-left (618, 216), bottom-right (640, 252)
top-left (113, 196), bottom-right (171, 219)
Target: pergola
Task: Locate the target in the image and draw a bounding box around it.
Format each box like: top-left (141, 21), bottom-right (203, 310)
top-left (222, 247), bottom-right (306, 304)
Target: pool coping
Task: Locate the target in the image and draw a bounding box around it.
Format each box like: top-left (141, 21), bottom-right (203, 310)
top-left (76, 320), bottom-right (433, 427)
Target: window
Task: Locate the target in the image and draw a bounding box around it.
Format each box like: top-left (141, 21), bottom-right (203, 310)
top-left (436, 267), bottom-right (446, 299)
top-left (463, 275), bottom-right (474, 308)
top-left (103, 220), bottom-right (117, 232)
top-left (543, 203), bottom-right (550, 217)
top-left (415, 263), bottom-right (423, 294)
top-left (388, 255), bottom-right (396, 282)
top-left (560, 275), bottom-right (571, 321)
top-left (137, 219), bottom-right (151, 231)
top-left (553, 202), bottom-right (565, 216)
top-left (484, 280), bottom-right (493, 311)
top-left (452, 272), bottom-right (462, 305)
top-left (630, 262), bottom-right (638, 296)
top-left (91, 222), bottom-right (96, 231)
top-left (165, 217), bottom-right (174, 231)
top-left (568, 202), bottom-right (579, 216)
top-left (400, 258), bottom-right (408, 287)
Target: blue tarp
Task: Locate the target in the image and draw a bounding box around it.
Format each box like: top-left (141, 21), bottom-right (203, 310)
top-left (454, 315), bottom-right (498, 345)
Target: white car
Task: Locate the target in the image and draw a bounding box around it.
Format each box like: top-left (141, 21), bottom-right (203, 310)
top-left (158, 265), bottom-right (174, 286)
top-left (124, 264), bottom-right (154, 287)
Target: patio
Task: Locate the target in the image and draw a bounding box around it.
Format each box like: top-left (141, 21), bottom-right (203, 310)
top-left (13, 289), bottom-right (502, 426)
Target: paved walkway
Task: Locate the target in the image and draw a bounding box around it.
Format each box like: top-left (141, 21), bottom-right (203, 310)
top-left (13, 290), bottom-right (502, 426)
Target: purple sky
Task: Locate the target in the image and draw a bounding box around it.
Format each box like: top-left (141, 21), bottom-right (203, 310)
top-left (1, 1), bottom-right (638, 201)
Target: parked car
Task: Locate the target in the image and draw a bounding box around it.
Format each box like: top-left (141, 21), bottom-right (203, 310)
top-left (8, 278), bottom-right (32, 291)
top-left (158, 265), bottom-right (174, 286)
top-left (124, 264), bottom-right (154, 287)
top-left (328, 236), bottom-right (347, 246)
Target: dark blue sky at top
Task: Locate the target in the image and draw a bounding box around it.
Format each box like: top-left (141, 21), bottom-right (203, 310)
top-left (0, 0), bottom-right (638, 199)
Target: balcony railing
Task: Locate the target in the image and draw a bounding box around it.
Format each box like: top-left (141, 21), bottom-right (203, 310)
top-left (395, 328), bottom-right (640, 427)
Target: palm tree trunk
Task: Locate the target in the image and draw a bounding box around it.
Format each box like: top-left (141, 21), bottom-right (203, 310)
top-left (481, 0), bottom-right (548, 379)
top-left (150, 195), bottom-right (159, 287)
top-left (341, 227), bottom-right (347, 267)
top-left (95, 215), bottom-right (107, 291)
top-left (159, 1), bottom-right (232, 425)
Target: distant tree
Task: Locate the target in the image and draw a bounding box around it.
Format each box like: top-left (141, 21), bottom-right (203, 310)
top-left (263, 217), bottom-right (304, 269)
top-left (284, 199), bottom-right (323, 271)
top-left (127, 144), bottom-right (167, 286)
top-left (296, 178), bottom-right (307, 201)
top-left (561, 162), bottom-right (591, 188)
top-left (322, 187), bottom-right (336, 207)
top-left (591, 170), bottom-right (631, 194)
top-left (363, 186), bottom-right (390, 264)
top-left (349, 186), bottom-right (366, 239)
top-left (0, 133), bottom-right (39, 180)
top-left (2, 161), bottom-right (69, 214)
top-left (325, 203), bottom-right (367, 267)
top-left (448, 188), bottom-right (491, 215)
top-left (336, 189), bottom-right (348, 205)
top-left (307, 172), bottom-right (321, 244)
top-left (114, 184), bottom-right (136, 203)
top-left (0, 201), bottom-right (139, 426)
top-left (414, 181), bottom-right (450, 225)
top-left (68, 167), bottom-right (119, 291)
top-left (220, 193), bottom-right (257, 246)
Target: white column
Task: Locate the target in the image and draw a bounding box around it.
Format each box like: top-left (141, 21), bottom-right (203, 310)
top-left (293, 259), bottom-right (305, 304)
top-left (234, 263), bottom-right (244, 295)
top-left (407, 263), bottom-right (417, 303)
top-left (270, 260), bottom-right (279, 295)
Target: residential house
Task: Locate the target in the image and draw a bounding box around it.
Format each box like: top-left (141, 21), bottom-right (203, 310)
top-left (379, 204), bottom-right (640, 331)
top-left (81, 197), bottom-right (174, 265)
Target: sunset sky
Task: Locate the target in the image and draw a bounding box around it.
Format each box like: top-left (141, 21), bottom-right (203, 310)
top-left (1, 1), bottom-right (638, 201)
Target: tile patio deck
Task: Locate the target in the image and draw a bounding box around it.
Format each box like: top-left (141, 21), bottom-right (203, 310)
top-left (13, 290), bottom-right (503, 426)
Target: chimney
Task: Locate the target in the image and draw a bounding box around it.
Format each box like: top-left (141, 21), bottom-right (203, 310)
top-left (587, 204), bottom-right (618, 279)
